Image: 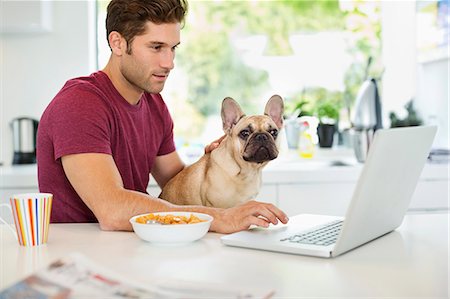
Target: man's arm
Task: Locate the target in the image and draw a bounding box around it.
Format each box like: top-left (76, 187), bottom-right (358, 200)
top-left (62, 153), bottom-right (175, 231)
top-left (151, 136), bottom-right (225, 189)
top-left (62, 152), bottom-right (289, 233)
top-left (150, 151), bottom-right (185, 189)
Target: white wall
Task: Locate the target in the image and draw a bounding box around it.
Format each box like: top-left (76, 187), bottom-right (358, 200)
top-left (416, 58), bottom-right (449, 149)
top-left (381, 1), bottom-right (449, 149)
top-left (0, 1), bottom-right (97, 165)
top-left (381, 1), bottom-right (417, 118)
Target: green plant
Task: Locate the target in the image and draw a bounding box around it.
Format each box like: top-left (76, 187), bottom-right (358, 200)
top-left (285, 99), bottom-right (313, 118)
top-left (286, 87), bottom-right (344, 119)
top-left (315, 101), bottom-right (340, 124)
top-left (389, 100), bottom-right (423, 127)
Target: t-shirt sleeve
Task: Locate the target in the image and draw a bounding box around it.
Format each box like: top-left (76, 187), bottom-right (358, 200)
top-left (49, 86), bottom-right (112, 161)
top-left (156, 96), bottom-right (176, 156)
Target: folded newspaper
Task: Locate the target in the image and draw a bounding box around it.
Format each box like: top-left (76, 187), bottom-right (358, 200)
top-left (0, 253), bottom-right (273, 298)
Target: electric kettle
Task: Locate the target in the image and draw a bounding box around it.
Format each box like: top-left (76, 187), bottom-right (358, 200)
top-left (10, 117), bottom-right (39, 164)
top-left (350, 78), bottom-right (382, 163)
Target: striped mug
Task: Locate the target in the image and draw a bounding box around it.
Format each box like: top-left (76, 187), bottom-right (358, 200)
top-left (0, 193), bottom-right (53, 246)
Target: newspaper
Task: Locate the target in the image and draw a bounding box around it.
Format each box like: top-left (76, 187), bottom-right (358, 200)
top-left (0, 253), bottom-right (273, 299)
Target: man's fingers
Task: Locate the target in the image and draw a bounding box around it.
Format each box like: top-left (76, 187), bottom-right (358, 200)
top-left (212, 200), bottom-right (289, 234)
top-left (249, 202), bottom-right (289, 225)
top-left (204, 135), bottom-right (226, 154)
top-left (255, 209), bottom-right (278, 225)
top-left (247, 215), bottom-right (270, 228)
top-left (204, 143), bottom-right (216, 154)
top-left (216, 135), bottom-right (226, 143)
top-left (265, 203), bottom-right (289, 224)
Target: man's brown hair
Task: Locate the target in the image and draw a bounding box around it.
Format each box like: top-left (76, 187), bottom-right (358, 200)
top-left (106, 0), bottom-right (188, 53)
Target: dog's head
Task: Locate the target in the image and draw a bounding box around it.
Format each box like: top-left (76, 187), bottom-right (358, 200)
top-left (221, 95), bottom-right (284, 165)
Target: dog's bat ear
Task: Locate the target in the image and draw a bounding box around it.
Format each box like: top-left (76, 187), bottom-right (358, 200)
top-left (264, 95), bottom-right (284, 129)
top-left (221, 97), bottom-right (245, 133)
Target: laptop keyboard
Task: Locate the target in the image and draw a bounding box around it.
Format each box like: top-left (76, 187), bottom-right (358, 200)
top-left (280, 220), bottom-right (343, 246)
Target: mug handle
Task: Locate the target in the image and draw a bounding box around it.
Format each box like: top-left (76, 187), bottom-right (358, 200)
top-left (0, 204), bottom-right (18, 239)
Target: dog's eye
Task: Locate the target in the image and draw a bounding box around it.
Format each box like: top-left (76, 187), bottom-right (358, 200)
top-left (270, 129), bottom-right (278, 138)
top-left (239, 130), bottom-right (250, 139)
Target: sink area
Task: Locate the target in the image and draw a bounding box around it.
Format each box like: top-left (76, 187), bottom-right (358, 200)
top-left (265, 147), bottom-right (360, 171)
top-left (328, 160), bottom-right (355, 167)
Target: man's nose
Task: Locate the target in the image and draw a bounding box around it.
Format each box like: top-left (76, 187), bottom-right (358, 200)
top-left (160, 50), bottom-right (175, 70)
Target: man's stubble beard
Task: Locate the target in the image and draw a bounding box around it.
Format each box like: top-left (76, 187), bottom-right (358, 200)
top-left (121, 66), bottom-right (166, 94)
top-left (120, 53), bottom-right (167, 94)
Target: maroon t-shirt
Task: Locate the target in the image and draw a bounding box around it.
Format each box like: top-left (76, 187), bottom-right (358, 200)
top-left (37, 71), bottom-right (176, 223)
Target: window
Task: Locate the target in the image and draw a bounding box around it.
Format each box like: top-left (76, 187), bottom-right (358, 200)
top-left (96, 1), bottom-right (381, 162)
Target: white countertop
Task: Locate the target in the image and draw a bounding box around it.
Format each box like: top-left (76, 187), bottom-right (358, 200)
top-left (0, 213), bottom-right (448, 297)
top-left (0, 148), bottom-right (448, 188)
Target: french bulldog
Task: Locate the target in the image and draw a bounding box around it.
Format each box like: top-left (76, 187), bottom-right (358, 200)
top-left (160, 95), bottom-right (284, 208)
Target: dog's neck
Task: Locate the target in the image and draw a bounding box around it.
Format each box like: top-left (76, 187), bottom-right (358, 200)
top-left (209, 136), bottom-right (265, 180)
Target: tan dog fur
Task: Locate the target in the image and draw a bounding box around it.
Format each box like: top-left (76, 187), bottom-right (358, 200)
top-left (160, 95), bottom-right (284, 208)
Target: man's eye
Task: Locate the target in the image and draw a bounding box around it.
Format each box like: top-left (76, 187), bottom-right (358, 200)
top-left (239, 130), bottom-right (250, 139)
top-left (150, 45), bottom-right (162, 51)
top-left (270, 129), bottom-right (278, 138)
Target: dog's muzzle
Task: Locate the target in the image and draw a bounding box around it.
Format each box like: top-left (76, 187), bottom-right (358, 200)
top-left (243, 133), bottom-right (278, 163)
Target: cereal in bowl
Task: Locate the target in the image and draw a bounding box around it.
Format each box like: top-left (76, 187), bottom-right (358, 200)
top-left (136, 213), bottom-right (206, 225)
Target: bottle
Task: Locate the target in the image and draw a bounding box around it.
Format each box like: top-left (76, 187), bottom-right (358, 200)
top-left (298, 121), bottom-right (314, 158)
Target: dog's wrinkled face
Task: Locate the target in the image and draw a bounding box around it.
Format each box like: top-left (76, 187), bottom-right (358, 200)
top-left (221, 95), bottom-right (284, 165)
top-left (233, 115), bottom-right (279, 163)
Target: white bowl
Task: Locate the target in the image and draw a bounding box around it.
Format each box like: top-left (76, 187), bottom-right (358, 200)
top-left (129, 212), bottom-right (213, 244)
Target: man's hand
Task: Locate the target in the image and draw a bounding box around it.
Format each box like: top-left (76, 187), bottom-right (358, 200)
top-left (204, 135), bottom-right (226, 154)
top-left (209, 201), bottom-right (289, 234)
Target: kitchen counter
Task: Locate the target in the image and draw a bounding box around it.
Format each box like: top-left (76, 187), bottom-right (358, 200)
top-left (0, 213), bottom-right (448, 297)
top-left (0, 148), bottom-right (448, 188)
top-left (1, 149), bottom-right (448, 220)
top-left (263, 148), bottom-right (448, 183)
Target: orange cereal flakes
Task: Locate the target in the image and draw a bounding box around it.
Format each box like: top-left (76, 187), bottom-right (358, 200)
top-left (136, 213), bottom-right (206, 225)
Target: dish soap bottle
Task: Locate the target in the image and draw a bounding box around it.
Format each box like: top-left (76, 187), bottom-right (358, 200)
top-left (298, 121), bottom-right (314, 159)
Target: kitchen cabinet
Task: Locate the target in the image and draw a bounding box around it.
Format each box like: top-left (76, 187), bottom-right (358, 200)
top-left (276, 182), bottom-right (356, 217)
top-left (148, 185), bottom-right (278, 206)
top-left (0, 188), bottom-right (39, 223)
top-left (257, 178), bottom-right (449, 218)
top-left (253, 185), bottom-right (278, 206)
top-left (409, 180), bottom-right (449, 211)
top-left (0, 165), bottom-right (39, 223)
top-left (257, 156), bottom-right (449, 217)
top-left (1, 152), bottom-right (448, 223)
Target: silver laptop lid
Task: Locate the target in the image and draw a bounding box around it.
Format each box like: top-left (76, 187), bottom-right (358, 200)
top-left (333, 126), bottom-right (437, 257)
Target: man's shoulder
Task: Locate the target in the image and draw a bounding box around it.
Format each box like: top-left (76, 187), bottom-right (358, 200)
top-left (49, 72), bottom-right (111, 107)
top-left (61, 71), bottom-right (108, 95)
top-left (41, 72), bottom-right (113, 124)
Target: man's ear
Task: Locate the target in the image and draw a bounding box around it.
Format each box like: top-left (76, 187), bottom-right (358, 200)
top-left (221, 97), bottom-right (245, 133)
top-left (264, 95), bottom-right (284, 129)
top-left (108, 31), bottom-right (126, 56)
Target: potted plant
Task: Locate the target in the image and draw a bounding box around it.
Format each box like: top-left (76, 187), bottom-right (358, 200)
top-left (315, 101), bottom-right (339, 148)
top-left (389, 100), bottom-right (423, 128)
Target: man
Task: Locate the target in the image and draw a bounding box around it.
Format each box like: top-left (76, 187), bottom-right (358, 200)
top-left (37, 0), bottom-right (288, 233)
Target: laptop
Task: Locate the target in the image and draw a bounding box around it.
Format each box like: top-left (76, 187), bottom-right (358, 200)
top-left (221, 126), bottom-right (437, 258)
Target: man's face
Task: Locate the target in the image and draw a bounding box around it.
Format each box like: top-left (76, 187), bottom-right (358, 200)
top-left (120, 22), bottom-right (180, 94)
